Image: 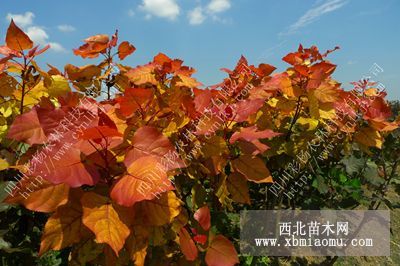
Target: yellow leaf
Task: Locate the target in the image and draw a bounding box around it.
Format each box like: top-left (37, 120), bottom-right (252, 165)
top-left (163, 116), bottom-right (190, 137)
top-left (13, 81), bottom-right (48, 107)
top-left (318, 102), bottom-right (336, 119)
top-left (175, 74), bottom-right (201, 88)
top-left (296, 117), bottom-right (319, 131)
top-left (215, 175), bottom-right (232, 208)
top-left (308, 91), bottom-right (320, 119)
top-left (279, 75), bottom-right (297, 97)
top-left (0, 158), bottom-right (9, 171)
top-left (365, 88), bottom-right (379, 97)
top-left (46, 75), bottom-right (71, 97)
top-left (81, 192), bottom-right (131, 255)
top-left (201, 135), bottom-right (227, 158)
top-left (126, 226), bottom-right (149, 266)
top-left (267, 97), bottom-right (278, 107)
top-left (0, 73), bottom-right (17, 97)
top-left (0, 104), bottom-right (13, 118)
top-left (313, 83), bottom-right (339, 103)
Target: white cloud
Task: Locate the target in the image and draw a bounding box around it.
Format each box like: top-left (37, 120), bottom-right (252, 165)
top-left (5, 12), bottom-right (66, 53)
top-left (187, 0), bottom-right (231, 25)
top-left (128, 9), bottom-right (135, 17)
top-left (57, 24), bottom-right (76, 32)
top-left (207, 0), bottom-right (231, 14)
top-left (6, 11), bottom-right (34, 27)
top-left (282, 0), bottom-right (347, 35)
top-left (48, 42), bottom-right (67, 53)
top-left (139, 0), bottom-right (180, 20)
top-left (26, 26), bottom-right (67, 52)
top-left (26, 26), bottom-right (49, 44)
top-left (188, 7), bottom-right (206, 25)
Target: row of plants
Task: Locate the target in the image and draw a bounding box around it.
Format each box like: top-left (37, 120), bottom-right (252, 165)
top-left (0, 20), bottom-right (399, 265)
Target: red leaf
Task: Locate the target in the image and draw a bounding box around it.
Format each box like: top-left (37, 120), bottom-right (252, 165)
top-left (230, 126), bottom-right (281, 154)
top-left (179, 227), bottom-right (198, 261)
top-left (193, 234), bottom-right (208, 245)
top-left (153, 52), bottom-right (172, 65)
top-left (80, 126), bottom-right (122, 140)
top-left (116, 88), bottom-right (153, 117)
top-left (31, 141), bottom-right (100, 187)
top-left (232, 99), bottom-right (265, 122)
top-left (250, 63), bottom-right (276, 77)
top-left (7, 107), bottom-right (48, 145)
top-left (282, 52), bottom-right (303, 66)
top-left (230, 126), bottom-right (281, 144)
top-left (98, 109), bottom-right (118, 130)
top-left (118, 41), bottom-right (136, 60)
top-left (109, 30), bottom-right (118, 48)
top-left (194, 206), bottom-right (211, 231)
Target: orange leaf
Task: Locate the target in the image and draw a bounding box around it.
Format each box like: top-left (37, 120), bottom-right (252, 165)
top-left (250, 63), bottom-right (276, 77)
top-left (81, 192), bottom-right (130, 255)
top-left (118, 41), bottom-right (136, 60)
top-left (205, 235), bottom-right (239, 266)
top-left (232, 156), bottom-right (273, 183)
top-left (39, 190), bottom-right (84, 255)
top-left (73, 34), bottom-right (109, 58)
top-left (179, 227), bottom-right (198, 261)
top-left (111, 156), bottom-right (173, 207)
top-left (313, 83), bottom-right (340, 103)
top-left (230, 126), bottom-right (281, 149)
top-left (369, 119), bottom-right (398, 132)
top-left (354, 127), bottom-right (382, 149)
top-left (80, 126), bottom-right (122, 140)
top-left (276, 73), bottom-right (300, 97)
top-left (125, 64), bottom-right (158, 85)
top-left (176, 74), bottom-right (202, 88)
top-left (65, 64), bottom-right (102, 81)
top-left (6, 20), bottom-right (33, 51)
top-left (227, 173), bottom-right (250, 204)
top-left (194, 206), bottom-right (211, 231)
top-left (124, 126), bottom-right (185, 171)
top-left (4, 177), bottom-right (69, 213)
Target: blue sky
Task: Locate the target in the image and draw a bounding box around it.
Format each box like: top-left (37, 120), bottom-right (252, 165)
top-left (1, 0), bottom-right (399, 99)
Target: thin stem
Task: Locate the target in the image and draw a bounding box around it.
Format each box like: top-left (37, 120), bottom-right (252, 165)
top-left (286, 95), bottom-right (303, 140)
top-left (19, 56), bottom-right (27, 114)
